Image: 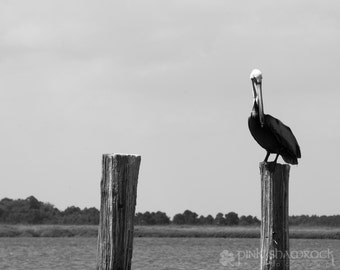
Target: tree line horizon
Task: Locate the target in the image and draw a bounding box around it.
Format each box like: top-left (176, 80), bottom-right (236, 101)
top-left (1, 196), bottom-right (339, 227)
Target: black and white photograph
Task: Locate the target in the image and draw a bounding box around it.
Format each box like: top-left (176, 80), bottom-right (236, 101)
top-left (0, 1), bottom-right (339, 269)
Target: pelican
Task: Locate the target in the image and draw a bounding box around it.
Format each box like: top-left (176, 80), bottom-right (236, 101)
top-left (248, 69), bottom-right (301, 165)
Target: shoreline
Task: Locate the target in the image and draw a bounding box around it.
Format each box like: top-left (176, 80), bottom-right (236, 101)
top-left (0, 224), bottom-right (339, 239)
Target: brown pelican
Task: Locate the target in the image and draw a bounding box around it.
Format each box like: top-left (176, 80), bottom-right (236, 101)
top-left (248, 69), bottom-right (301, 165)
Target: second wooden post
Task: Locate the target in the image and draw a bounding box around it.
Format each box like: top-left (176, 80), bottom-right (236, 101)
top-left (97, 154), bottom-right (141, 270)
top-left (260, 162), bottom-right (290, 270)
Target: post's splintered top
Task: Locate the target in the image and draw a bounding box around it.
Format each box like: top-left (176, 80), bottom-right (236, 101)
top-left (102, 153), bottom-right (141, 167)
top-left (259, 161), bottom-right (290, 167)
top-left (259, 161), bottom-right (290, 175)
top-left (103, 153), bottom-right (141, 158)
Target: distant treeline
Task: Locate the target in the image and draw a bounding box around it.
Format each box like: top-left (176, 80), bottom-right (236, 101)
top-left (1, 196), bottom-right (340, 227)
top-left (135, 210), bottom-right (260, 226)
top-left (0, 196), bottom-right (99, 225)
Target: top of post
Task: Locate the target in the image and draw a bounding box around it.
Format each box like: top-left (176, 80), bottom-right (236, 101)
top-left (102, 153), bottom-right (141, 165)
top-left (102, 153), bottom-right (141, 169)
top-left (259, 162), bottom-right (290, 174)
top-left (103, 153), bottom-right (141, 158)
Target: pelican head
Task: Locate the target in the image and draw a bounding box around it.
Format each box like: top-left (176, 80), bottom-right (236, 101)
top-left (250, 69), bottom-right (263, 84)
top-left (250, 68), bottom-right (264, 127)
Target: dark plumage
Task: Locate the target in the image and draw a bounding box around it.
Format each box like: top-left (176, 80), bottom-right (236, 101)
top-left (248, 69), bottom-right (301, 165)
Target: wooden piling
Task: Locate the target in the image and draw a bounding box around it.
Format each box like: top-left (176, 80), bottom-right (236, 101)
top-left (260, 162), bottom-right (290, 270)
top-left (96, 154), bottom-right (141, 270)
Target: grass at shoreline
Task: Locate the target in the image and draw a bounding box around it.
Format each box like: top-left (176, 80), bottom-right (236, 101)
top-left (0, 224), bottom-right (339, 239)
top-left (0, 224), bottom-right (98, 238)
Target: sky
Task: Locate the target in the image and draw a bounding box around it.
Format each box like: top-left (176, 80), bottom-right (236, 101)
top-left (1, 0), bottom-right (339, 218)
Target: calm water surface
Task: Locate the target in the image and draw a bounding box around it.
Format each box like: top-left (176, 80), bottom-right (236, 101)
top-left (0, 238), bottom-right (339, 270)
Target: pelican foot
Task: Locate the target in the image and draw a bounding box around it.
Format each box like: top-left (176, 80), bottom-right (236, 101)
top-left (266, 161), bottom-right (277, 172)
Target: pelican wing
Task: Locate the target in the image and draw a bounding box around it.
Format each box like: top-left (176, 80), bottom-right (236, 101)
top-left (265, 114), bottom-right (301, 158)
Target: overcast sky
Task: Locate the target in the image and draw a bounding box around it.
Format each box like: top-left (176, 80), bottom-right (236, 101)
top-left (1, 0), bottom-right (339, 218)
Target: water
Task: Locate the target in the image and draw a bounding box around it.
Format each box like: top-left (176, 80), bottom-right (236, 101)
top-left (0, 238), bottom-right (95, 270)
top-left (0, 237), bottom-right (339, 269)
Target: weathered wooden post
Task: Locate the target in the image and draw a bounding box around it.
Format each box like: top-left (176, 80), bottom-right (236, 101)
top-left (97, 154), bottom-right (141, 270)
top-left (260, 162), bottom-right (290, 270)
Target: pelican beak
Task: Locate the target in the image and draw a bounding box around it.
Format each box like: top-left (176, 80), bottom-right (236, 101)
top-left (253, 80), bottom-right (264, 127)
